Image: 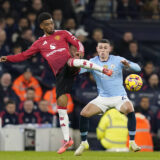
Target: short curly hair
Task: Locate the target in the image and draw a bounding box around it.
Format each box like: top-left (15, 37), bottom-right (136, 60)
top-left (38, 12), bottom-right (52, 24)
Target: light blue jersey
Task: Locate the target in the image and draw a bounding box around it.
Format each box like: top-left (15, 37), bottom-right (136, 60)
top-left (80, 55), bottom-right (141, 97)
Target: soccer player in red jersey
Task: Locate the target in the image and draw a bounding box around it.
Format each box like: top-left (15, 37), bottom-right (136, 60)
top-left (0, 12), bottom-right (112, 154)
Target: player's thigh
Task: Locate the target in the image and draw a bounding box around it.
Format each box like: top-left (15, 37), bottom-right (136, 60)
top-left (56, 64), bottom-right (75, 106)
top-left (80, 103), bottom-right (103, 118)
top-left (119, 100), bottom-right (134, 115)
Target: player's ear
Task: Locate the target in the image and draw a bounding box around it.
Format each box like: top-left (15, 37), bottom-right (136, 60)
top-left (96, 46), bottom-right (98, 52)
top-left (109, 45), bottom-right (112, 52)
top-left (40, 23), bottom-right (44, 30)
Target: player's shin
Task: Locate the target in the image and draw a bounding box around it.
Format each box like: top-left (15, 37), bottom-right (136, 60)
top-left (74, 115), bottom-right (89, 156)
top-left (80, 115), bottom-right (89, 141)
top-left (127, 112), bottom-right (141, 151)
top-left (68, 58), bottom-right (112, 76)
top-left (57, 106), bottom-right (69, 141)
top-left (127, 112), bottom-right (136, 140)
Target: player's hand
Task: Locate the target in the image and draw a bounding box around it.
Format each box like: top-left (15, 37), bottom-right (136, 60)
top-left (0, 56), bottom-right (7, 62)
top-left (121, 59), bottom-right (130, 67)
top-left (74, 51), bottom-right (84, 59)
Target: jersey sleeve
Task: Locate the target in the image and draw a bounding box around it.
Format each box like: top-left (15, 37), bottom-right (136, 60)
top-left (64, 30), bottom-right (84, 55)
top-left (7, 40), bottom-right (40, 63)
top-left (118, 56), bottom-right (127, 68)
top-left (118, 56), bottom-right (141, 72)
top-left (128, 61), bottom-right (141, 72)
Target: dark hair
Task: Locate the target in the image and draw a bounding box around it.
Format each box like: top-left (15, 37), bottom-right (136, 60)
top-left (24, 67), bottom-right (32, 73)
top-left (26, 87), bottom-right (35, 92)
top-left (144, 61), bottom-right (154, 67)
top-left (13, 44), bottom-right (21, 49)
top-left (38, 12), bottom-right (52, 24)
top-left (129, 40), bottom-right (138, 45)
top-left (27, 11), bottom-right (37, 15)
top-left (140, 96), bottom-right (149, 100)
top-left (93, 28), bottom-right (103, 34)
top-left (6, 100), bottom-right (16, 106)
top-left (21, 27), bottom-right (31, 34)
top-left (98, 39), bottom-right (111, 44)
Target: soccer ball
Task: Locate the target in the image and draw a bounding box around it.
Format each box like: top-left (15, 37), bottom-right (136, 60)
top-left (125, 74), bottom-right (143, 91)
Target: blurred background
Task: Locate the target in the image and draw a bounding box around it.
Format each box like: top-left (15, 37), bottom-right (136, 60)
top-left (0, 0), bottom-right (160, 152)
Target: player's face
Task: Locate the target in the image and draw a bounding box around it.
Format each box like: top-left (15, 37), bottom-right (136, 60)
top-left (40, 18), bottom-right (54, 35)
top-left (97, 43), bottom-right (111, 60)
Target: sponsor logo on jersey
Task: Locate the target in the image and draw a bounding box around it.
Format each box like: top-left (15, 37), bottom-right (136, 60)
top-left (46, 48), bottom-right (66, 57)
top-left (54, 35), bottom-right (60, 40)
top-left (103, 65), bottom-right (108, 69)
top-left (50, 43), bottom-right (56, 50)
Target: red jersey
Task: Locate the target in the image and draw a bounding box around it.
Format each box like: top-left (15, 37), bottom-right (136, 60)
top-left (7, 30), bottom-right (84, 75)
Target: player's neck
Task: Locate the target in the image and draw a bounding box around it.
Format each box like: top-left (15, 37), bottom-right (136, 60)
top-left (44, 31), bottom-right (54, 36)
top-left (99, 55), bottom-right (109, 62)
top-left (45, 33), bottom-right (52, 36)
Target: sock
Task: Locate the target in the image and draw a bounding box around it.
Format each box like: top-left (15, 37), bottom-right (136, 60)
top-left (57, 106), bottom-right (69, 141)
top-left (127, 112), bottom-right (136, 141)
top-left (80, 115), bottom-right (89, 141)
top-left (68, 58), bottom-right (104, 73)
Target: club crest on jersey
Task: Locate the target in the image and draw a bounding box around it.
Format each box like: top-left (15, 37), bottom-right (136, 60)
top-left (50, 43), bottom-right (56, 50)
top-left (54, 35), bottom-right (60, 40)
top-left (111, 64), bottom-right (115, 69)
top-left (103, 65), bottom-right (108, 69)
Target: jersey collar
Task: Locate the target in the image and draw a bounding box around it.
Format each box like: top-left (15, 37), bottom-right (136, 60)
top-left (98, 55), bottom-right (110, 62)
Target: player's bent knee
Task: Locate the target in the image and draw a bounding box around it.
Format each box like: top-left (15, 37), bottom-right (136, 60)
top-left (80, 110), bottom-right (90, 118)
top-left (121, 101), bottom-right (134, 114)
top-left (125, 102), bottom-right (134, 114)
top-left (57, 94), bottom-right (68, 107)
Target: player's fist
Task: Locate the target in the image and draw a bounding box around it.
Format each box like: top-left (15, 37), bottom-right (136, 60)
top-left (121, 59), bottom-right (130, 67)
top-left (0, 56), bottom-right (7, 62)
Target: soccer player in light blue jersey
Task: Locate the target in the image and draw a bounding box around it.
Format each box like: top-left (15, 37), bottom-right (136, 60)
top-left (75, 39), bottom-right (141, 156)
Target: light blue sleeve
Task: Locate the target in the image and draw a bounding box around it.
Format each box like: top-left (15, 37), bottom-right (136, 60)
top-left (118, 56), bottom-right (141, 72)
top-left (128, 61), bottom-right (141, 72)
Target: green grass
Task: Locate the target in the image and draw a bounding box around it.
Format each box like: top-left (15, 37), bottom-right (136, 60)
top-left (0, 151), bottom-right (160, 160)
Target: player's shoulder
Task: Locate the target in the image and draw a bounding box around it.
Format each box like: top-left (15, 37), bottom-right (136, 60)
top-left (35, 35), bottom-right (46, 42)
top-left (110, 55), bottom-right (121, 59)
top-left (54, 30), bottom-right (71, 35)
top-left (110, 55), bottom-right (125, 61)
top-left (89, 56), bottom-right (99, 62)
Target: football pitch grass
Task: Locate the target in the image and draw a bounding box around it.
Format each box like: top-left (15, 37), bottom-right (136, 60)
top-left (0, 151), bottom-right (160, 160)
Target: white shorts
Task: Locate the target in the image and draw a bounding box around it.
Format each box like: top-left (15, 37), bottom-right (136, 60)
top-left (89, 96), bottom-right (130, 113)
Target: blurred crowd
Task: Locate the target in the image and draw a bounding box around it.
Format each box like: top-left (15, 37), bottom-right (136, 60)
top-left (0, 0), bottom-right (160, 145)
top-left (88, 0), bottom-right (160, 20)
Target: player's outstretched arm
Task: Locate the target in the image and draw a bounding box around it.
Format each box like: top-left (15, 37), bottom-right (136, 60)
top-left (0, 40), bottom-right (40, 63)
top-left (68, 58), bottom-right (113, 76)
top-left (121, 59), bottom-right (141, 72)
